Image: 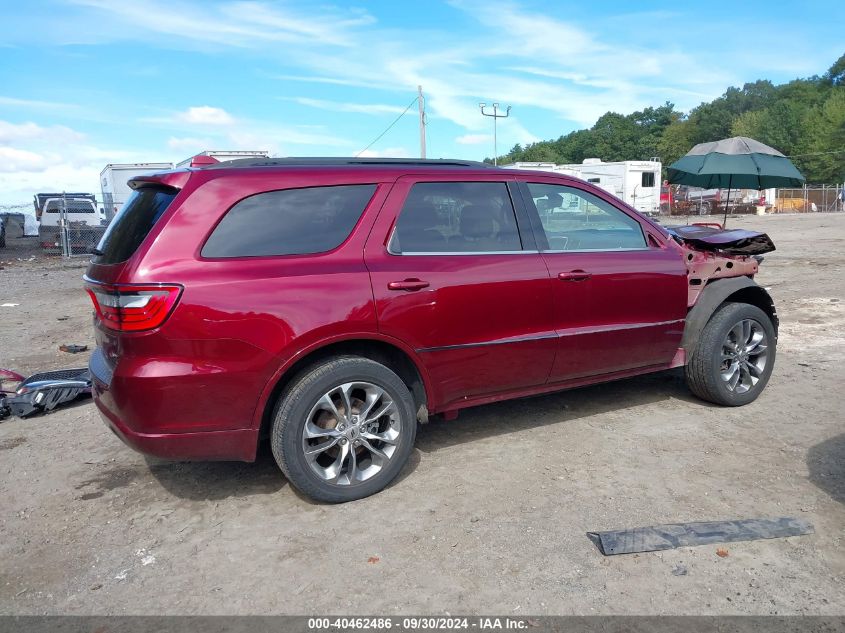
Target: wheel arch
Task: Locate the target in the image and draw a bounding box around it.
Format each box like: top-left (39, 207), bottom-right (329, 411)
top-left (254, 335), bottom-right (432, 443)
top-left (682, 276), bottom-right (778, 355)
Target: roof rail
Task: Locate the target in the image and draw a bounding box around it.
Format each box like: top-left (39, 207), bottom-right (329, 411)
top-left (203, 157), bottom-right (498, 170)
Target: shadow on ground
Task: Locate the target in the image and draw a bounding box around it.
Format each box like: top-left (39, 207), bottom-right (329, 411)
top-left (146, 442), bottom-right (288, 501)
top-left (118, 369), bottom-right (703, 501)
top-left (807, 433), bottom-right (845, 505)
top-left (416, 368), bottom-right (705, 452)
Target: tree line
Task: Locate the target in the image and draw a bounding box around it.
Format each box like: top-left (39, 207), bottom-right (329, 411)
top-left (491, 53), bottom-right (845, 184)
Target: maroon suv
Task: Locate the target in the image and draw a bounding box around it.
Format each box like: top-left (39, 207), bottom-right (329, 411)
top-left (85, 158), bottom-right (777, 502)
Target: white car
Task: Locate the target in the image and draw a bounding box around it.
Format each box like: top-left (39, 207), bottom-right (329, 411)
top-left (39, 198), bottom-right (105, 254)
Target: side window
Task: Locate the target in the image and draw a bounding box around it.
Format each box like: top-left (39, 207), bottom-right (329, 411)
top-left (390, 182), bottom-right (522, 254)
top-left (642, 172), bottom-right (656, 187)
top-left (202, 184), bottom-right (376, 258)
top-left (525, 183), bottom-right (646, 251)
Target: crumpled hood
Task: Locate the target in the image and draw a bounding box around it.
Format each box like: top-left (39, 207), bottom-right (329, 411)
top-left (665, 224), bottom-right (776, 256)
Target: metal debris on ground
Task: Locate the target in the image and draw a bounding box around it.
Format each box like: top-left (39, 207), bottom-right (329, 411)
top-left (59, 344), bottom-right (88, 354)
top-left (0, 368), bottom-right (91, 419)
top-left (588, 517), bottom-right (814, 556)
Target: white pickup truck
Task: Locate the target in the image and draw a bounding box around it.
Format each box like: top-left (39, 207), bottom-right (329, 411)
top-left (38, 197), bottom-right (106, 254)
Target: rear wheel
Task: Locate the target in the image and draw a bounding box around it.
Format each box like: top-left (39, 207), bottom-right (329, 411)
top-left (685, 302), bottom-right (776, 406)
top-left (271, 356), bottom-right (417, 503)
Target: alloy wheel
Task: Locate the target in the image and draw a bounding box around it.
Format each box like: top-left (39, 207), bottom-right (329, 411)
top-left (720, 318), bottom-right (769, 394)
top-left (301, 382), bottom-right (401, 486)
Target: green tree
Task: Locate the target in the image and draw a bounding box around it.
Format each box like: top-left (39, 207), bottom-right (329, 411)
top-left (494, 53), bottom-right (845, 182)
top-left (658, 119), bottom-right (696, 168)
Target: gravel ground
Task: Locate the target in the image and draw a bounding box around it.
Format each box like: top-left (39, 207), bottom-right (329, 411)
top-left (0, 213), bottom-right (843, 615)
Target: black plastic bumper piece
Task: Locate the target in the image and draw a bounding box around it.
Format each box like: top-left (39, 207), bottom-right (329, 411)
top-left (5, 368), bottom-right (92, 418)
top-left (588, 517), bottom-right (814, 556)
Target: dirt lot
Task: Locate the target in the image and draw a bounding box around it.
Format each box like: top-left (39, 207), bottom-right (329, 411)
top-left (0, 213), bottom-right (843, 615)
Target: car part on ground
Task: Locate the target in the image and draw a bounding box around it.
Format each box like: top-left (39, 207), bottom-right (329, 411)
top-left (588, 516), bottom-right (814, 556)
top-left (59, 344), bottom-right (88, 354)
top-left (0, 368), bottom-right (91, 419)
top-left (0, 369), bottom-right (25, 420)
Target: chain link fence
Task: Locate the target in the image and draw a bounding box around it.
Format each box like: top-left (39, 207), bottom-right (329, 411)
top-left (1, 195), bottom-right (107, 258)
top-left (38, 195), bottom-right (106, 257)
top-left (773, 185), bottom-right (844, 213)
top-left (665, 184), bottom-right (844, 217)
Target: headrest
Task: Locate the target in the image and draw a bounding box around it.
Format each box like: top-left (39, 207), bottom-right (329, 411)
top-left (460, 204), bottom-right (495, 239)
top-left (401, 200), bottom-right (440, 229)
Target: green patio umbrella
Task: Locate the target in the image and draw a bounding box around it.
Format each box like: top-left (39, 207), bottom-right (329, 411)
top-left (667, 136), bottom-right (805, 225)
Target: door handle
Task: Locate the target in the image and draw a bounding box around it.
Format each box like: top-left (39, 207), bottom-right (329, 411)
top-left (388, 279), bottom-right (430, 291)
top-left (558, 270), bottom-right (592, 282)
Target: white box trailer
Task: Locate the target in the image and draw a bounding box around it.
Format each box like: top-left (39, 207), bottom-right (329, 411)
top-left (175, 150), bottom-right (270, 168)
top-left (100, 163), bottom-right (173, 221)
top-left (506, 158), bottom-right (663, 216)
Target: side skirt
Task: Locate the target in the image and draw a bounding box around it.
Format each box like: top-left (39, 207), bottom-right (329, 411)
top-left (433, 361), bottom-right (675, 416)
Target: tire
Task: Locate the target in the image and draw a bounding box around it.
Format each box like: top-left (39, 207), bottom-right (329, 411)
top-left (685, 302), bottom-right (777, 406)
top-left (271, 356), bottom-right (417, 503)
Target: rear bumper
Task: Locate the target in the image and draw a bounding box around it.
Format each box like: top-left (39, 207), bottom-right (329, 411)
top-left (89, 348), bottom-right (259, 462)
top-left (95, 398), bottom-right (257, 461)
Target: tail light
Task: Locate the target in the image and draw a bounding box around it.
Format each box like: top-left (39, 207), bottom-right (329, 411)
top-left (85, 281), bottom-right (182, 332)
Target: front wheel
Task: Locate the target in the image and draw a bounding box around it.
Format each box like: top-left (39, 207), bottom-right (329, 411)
top-left (685, 302), bottom-right (776, 406)
top-left (271, 356), bottom-right (417, 503)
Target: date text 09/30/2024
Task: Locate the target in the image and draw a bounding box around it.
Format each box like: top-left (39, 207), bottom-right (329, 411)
top-left (307, 617), bottom-right (532, 630)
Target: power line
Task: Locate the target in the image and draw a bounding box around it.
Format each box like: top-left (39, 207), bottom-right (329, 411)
top-left (355, 97), bottom-right (419, 157)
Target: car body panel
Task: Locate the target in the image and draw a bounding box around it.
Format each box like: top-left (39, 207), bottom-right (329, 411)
top-left (512, 176), bottom-right (688, 380)
top-left (364, 174), bottom-right (556, 408)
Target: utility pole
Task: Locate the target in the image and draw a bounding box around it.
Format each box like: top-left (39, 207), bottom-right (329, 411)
top-left (479, 102), bottom-right (511, 165)
top-left (418, 85), bottom-right (426, 159)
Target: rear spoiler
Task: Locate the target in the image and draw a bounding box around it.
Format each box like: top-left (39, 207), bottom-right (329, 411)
top-left (128, 170), bottom-right (191, 191)
top-left (665, 224), bottom-right (776, 256)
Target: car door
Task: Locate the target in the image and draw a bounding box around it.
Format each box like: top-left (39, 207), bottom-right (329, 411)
top-left (516, 178), bottom-right (688, 382)
top-left (364, 175), bottom-right (556, 409)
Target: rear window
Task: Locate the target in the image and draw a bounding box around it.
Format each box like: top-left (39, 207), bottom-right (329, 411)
top-left (45, 200), bottom-right (95, 213)
top-left (201, 184), bottom-right (376, 258)
top-left (93, 187), bottom-right (177, 264)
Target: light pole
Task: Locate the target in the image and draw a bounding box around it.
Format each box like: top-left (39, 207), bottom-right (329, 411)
top-left (479, 102), bottom-right (511, 166)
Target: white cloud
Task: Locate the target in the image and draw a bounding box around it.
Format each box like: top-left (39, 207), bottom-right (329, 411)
top-left (13, 0), bottom-right (745, 148)
top-left (166, 136), bottom-right (215, 153)
top-left (177, 106), bottom-right (235, 126)
top-left (455, 134), bottom-right (491, 145)
top-left (290, 97), bottom-right (408, 116)
top-left (0, 121), bottom-right (85, 145)
top-left (0, 147), bottom-right (52, 173)
top-left (0, 119), bottom-right (146, 203)
top-left (65, 0), bottom-right (375, 48)
top-left (145, 106), bottom-right (353, 154)
top-left (0, 96), bottom-right (83, 113)
top-left (356, 147), bottom-right (412, 158)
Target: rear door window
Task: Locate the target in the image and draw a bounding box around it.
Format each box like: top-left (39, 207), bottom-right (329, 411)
top-left (93, 187), bottom-right (177, 264)
top-left (202, 184), bottom-right (376, 258)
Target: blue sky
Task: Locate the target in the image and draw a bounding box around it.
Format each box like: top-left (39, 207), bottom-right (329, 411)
top-left (0, 0), bottom-right (841, 203)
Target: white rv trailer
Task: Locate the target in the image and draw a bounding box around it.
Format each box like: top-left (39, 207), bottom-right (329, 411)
top-left (505, 158), bottom-right (663, 216)
top-left (175, 150), bottom-right (270, 168)
top-left (100, 163), bottom-right (173, 221)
